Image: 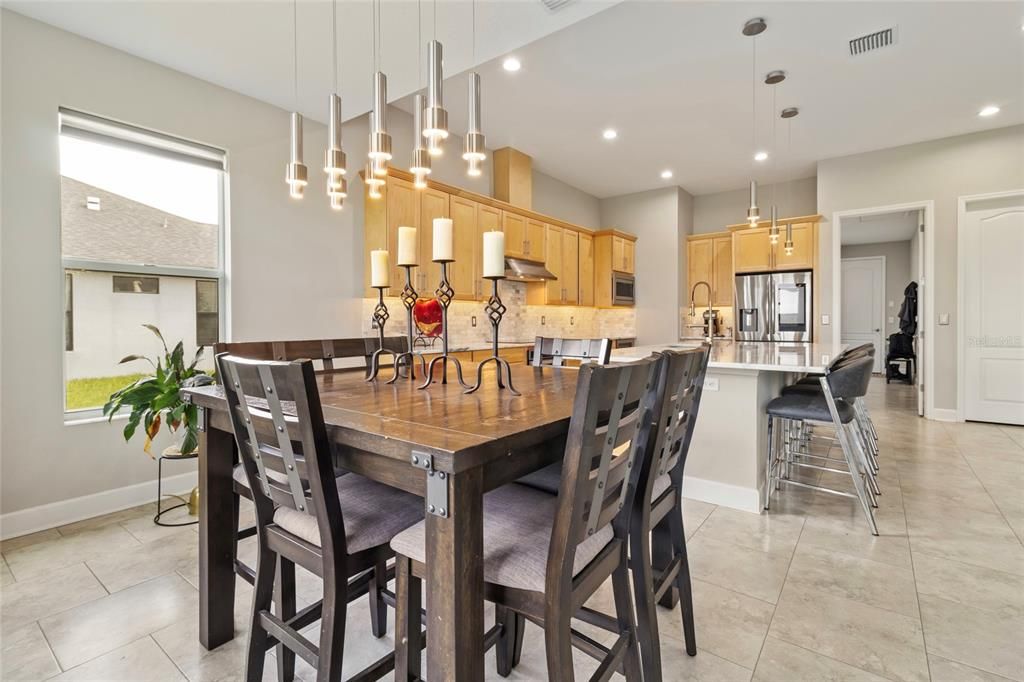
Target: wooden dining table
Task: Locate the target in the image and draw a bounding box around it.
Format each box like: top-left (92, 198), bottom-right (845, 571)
top-left (181, 363), bottom-right (584, 681)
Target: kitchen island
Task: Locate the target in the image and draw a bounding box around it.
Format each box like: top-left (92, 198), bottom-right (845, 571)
top-left (611, 340), bottom-right (847, 512)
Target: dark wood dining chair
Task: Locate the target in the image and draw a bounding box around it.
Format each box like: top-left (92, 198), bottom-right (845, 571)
top-left (629, 346), bottom-right (710, 681)
top-left (531, 336), bottom-right (612, 367)
top-left (390, 355), bottom-right (664, 682)
top-left (217, 354), bottom-right (424, 682)
top-left (213, 337), bottom-right (405, 591)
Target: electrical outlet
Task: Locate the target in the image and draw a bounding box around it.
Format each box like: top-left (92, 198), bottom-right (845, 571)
top-left (541, 315), bottom-right (546, 325)
top-left (703, 377), bottom-right (720, 392)
top-left (471, 316), bottom-right (477, 327)
top-left (371, 318), bottom-right (379, 330)
top-left (821, 314), bottom-right (830, 325)
top-left (570, 316), bottom-right (575, 326)
top-left (939, 313), bottom-right (950, 325)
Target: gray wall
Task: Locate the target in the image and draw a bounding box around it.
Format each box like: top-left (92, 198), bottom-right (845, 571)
top-left (599, 187), bottom-right (692, 345)
top-left (532, 169), bottom-right (602, 229)
top-left (841, 241), bottom-right (912, 337)
top-left (0, 10), bottom-right (494, 517)
top-left (818, 124), bottom-right (1024, 413)
top-left (693, 176), bottom-right (817, 234)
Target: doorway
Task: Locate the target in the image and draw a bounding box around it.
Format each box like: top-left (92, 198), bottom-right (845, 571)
top-left (834, 201), bottom-right (933, 418)
top-left (958, 190), bottom-right (1024, 426)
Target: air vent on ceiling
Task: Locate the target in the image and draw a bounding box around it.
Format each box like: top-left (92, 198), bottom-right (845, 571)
top-left (539, 0), bottom-right (577, 12)
top-left (849, 26), bottom-right (897, 56)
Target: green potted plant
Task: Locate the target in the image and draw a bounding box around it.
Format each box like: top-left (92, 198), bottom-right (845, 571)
top-left (103, 324), bottom-right (215, 456)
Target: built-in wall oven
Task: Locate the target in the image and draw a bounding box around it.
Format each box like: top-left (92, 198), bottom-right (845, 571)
top-left (612, 273), bottom-right (635, 306)
top-left (735, 270), bottom-right (813, 342)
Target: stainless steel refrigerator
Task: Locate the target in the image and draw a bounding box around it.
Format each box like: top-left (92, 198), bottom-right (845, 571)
top-left (734, 270), bottom-right (813, 342)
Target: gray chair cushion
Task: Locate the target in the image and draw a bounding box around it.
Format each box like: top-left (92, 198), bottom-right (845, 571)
top-left (391, 483), bottom-right (613, 592)
top-left (781, 382), bottom-right (823, 396)
top-left (516, 462), bottom-right (564, 495)
top-left (767, 393), bottom-right (855, 424)
top-left (273, 474), bottom-right (423, 554)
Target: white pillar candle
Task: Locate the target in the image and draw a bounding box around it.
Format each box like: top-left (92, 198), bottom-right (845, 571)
top-left (483, 230), bottom-right (505, 278)
top-left (397, 225), bottom-right (418, 266)
top-left (370, 250), bottom-right (390, 288)
top-left (432, 218), bottom-right (454, 262)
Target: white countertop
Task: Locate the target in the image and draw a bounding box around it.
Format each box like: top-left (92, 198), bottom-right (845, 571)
top-left (609, 340), bottom-right (847, 373)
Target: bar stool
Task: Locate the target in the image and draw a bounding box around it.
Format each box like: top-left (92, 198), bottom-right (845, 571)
top-left (530, 336), bottom-right (613, 367)
top-left (764, 356), bottom-right (878, 535)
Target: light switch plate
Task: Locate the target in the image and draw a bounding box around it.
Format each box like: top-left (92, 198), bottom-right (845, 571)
top-left (939, 313), bottom-right (950, 325)
top-left (704, 377), bottom-right (720, 392)
top-left (471, 316), bottom-right (477, 327)
top-left (888, 316), bottom-right (895, 324)
top-left (821, 314), bottom-right (830, 325)
top-left (541, 315), bottom-right (546, 325)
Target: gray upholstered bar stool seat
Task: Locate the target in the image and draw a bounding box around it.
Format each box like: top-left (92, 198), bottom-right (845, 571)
top-left (766, 391), bottom-right (856, 424)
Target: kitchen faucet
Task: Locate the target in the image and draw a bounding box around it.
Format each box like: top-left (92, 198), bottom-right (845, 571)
top-left (689, 280), bottom-right (714, 344)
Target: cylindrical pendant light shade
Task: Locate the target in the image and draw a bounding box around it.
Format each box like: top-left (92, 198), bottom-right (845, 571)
top-left (368, 71), bottom-right (392, 163)
top-left (747, 180), bottom-right (760, 225)
top-left (423, 39), bottom-right (449, 155)
top-left (463, 72), bottom-right (485, 176)
top-left (769, 205), bottom-right (779, 244)
top-left (365, 160), bottom-right (384, 199)
top-left (410, 93), bottom-right (431, 189)
top-left (286, 112), bottom-right (308, 199)
top-left (784, 223), bottom-right (794, 255)
top-left (324, 94), bottom-right (347, 178)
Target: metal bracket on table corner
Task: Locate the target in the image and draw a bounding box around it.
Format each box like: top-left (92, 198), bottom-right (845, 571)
top-left (196, 404), bottom-right (206, 432)
top-left (410, 451), bottom-right (449, 518)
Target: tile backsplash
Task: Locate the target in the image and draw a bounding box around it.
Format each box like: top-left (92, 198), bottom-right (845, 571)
top-left (361, 280), bottom-right (636, 344)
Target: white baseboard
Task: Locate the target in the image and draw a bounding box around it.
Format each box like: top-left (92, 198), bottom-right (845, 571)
top-left (930, 408), bottom-right (961, 423)
top-left (0, 471), bottom-right (198, 541)
top-left (682, 475), bottom-right (761, 514)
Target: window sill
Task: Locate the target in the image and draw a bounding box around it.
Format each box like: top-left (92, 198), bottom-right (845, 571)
top-left (64, 411), bottom-right (127, 427)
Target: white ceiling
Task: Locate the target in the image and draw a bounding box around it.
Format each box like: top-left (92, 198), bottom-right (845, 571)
top-left (840, 211), bottom-right (919, 245)
top-left (8, 0), bottom-right (1023, 197)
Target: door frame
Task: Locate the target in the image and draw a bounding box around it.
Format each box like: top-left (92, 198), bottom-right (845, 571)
top-left (840, 255), bottom-right (887, 373)
top-left (956, 189), bottom-right (1024, 422)
top-left (832, 200), bottom-right (935, 419)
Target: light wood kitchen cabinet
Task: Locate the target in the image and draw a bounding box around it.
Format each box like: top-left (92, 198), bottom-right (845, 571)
top-left (362, 175), bottom-right (419, 297)
top-left (578, 231), bottom-right (595, 306)
top-left (476, 204), bottom-right (501, 299)
top-left (731, 217), bottom-right (818, 273)
top-left (562, 229), bottom-right (580, 305)
top-left (502, 211), bottom-right (526, 258)
top-left (418, 187), bottom-right (450, 291)
top-left (449, 195), bottom-right (481, 301)
top-left (612, 235), bottom-right (635, 274)
top-left (687, 232), bottom-right (733, 307)
top-left (524, 219), bottom-right (546, 262)
top-left (527, 224), bottom-right (582, 306)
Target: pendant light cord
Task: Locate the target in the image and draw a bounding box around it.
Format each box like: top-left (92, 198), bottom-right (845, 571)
top-left (771, 82), bottom-right (777, 205)
top-left (433, 0), bottom-right (437, 40)
top-left (472, 0), bottom-right (476, 63)
top-left (751, 35), bottom-right (757, 155)
top-left (331, 0), bottom-right (338, 92)
top-left (418, 0), bottom-right (422, 88)
top-left (292, 0), bottom-right (298, 109)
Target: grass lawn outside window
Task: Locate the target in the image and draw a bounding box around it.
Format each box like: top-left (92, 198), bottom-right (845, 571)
top-left (66, 373), bottom-right (146, 411)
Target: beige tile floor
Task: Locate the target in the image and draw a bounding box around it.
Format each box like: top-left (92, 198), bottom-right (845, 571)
top-left (2, 380), bottom-right (1022, 681)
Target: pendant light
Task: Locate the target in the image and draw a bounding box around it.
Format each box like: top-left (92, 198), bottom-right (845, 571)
top-left (367, 0), bottom-right (392, 176)
top-left (463, 0), bottom-right (485, 176)
top-left (743, 17), bottom-right (765, 226)
top-left (409, 0), bottom-right (431, 189)
top-left (783, 107), bottom-right (800, 256)
top-left (423, 0), bottom-right (448, 156)
top-left (285, 0), bottom-right (307, 199)
top-left (766, 70), bottom-right (785, 244)
top-left (324, 0), bottom-right (347, 210)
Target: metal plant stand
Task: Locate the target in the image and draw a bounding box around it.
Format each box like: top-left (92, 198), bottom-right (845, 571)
top-left (466, 276), bottom-right (520, 395)
top-left (420, 261), bottom-right (468, 389)
top-left (365, 286), bottom-right (400, 382)
top-left (387, 264), bottom-right (426, 383)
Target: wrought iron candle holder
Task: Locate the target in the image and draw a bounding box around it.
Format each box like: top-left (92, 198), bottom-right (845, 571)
top-left (387, 264), bottom-right (426, 383)
top-left (365, 286), bottom-right (400, 382)
top-left (419, 261), bottom-right (468, 389)
top-left (465, 276), bottom-right (520, 396)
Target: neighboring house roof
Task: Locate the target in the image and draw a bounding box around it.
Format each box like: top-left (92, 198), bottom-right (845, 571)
top-left (61, 177), bottom-right (218, 269)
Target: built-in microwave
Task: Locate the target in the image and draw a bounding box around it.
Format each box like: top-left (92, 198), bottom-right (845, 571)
top-left (612, 273), bottom-right (635, 306)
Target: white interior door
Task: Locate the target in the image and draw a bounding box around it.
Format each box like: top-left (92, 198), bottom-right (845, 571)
top-left (916, 210), bottom-right (925, 417)
top-left (841, 257), bottom-right (885, 372)
top-left (963, 196), bottom-right (1024, 425)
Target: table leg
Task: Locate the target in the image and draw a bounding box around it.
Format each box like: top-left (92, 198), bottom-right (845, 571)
top-left (199, 425), bottom-right (237, 649)
top-left (424, 468), bottom-right (484, 681)
top-left (652, 511), bottom-right (680, 609)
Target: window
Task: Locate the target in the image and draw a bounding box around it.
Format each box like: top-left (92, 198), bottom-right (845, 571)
top-left (59, 109), bottom-right (227, 416)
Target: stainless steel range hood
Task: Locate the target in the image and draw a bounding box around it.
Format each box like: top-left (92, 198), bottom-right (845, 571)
top-left (505, 257), bottom-right (557, 282)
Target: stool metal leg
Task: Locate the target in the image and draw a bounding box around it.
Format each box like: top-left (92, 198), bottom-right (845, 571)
top-left (764, 415), bottom-right (775, 510)
top-left (821, 384), bottom-right (878, 536)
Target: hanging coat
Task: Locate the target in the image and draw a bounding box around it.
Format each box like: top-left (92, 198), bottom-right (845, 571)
top-left (898, 281), bottom-right (918, 336)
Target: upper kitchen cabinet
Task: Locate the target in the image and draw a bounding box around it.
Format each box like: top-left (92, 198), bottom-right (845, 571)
top-left (594, 230), bottom-right (637, 307)
top-left (578, 231), bottom-right (595, 306)
top-left (502, 212), bottom-right (546, 262)
top-left (418, 187), bottom-right (450, 290)
top-left (526, 224), bottom-right (581, 306)
top-left (449, 195), bottom-right (485, 301)
top-left (687, 232), bottom-right (733, 307)
top-left (730, 215), bottom-right (819, 273)
top-left (363, 174), bottom-right (418, 297)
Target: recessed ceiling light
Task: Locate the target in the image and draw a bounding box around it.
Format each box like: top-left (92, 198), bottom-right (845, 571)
top-left (660, 170), bottom-right (673, 179)
top-left (602, 128), bottom-right (618, 140)
top-left (502, 57), bottom-right (521, 72)
top-left (754, 151), bottom-right (768, 162)
top-left (978, 105), bottom-right (1000, 117)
